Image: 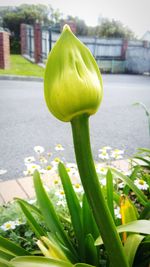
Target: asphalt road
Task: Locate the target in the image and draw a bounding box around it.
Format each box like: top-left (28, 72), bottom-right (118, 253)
top-left (0, 74), bottom-right (150, 181)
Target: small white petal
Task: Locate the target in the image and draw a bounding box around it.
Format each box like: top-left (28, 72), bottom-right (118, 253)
top-left (0, 169), bottom-right (7, 175)
top-left (34, 146), bottom-right (44, 154)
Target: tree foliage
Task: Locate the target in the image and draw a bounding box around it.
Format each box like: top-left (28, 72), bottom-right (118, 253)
top-left (0, 4), bottom-right (135, 54)
top-left (88, 19), bottom-right (135, 39)
top-left (1, 4), bottom-right (62, 53)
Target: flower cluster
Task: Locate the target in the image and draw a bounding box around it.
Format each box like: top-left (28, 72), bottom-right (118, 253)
top-left (98, 146), bottom-right (124, 160)
top-left (0, 219), bottom-right (22, 231)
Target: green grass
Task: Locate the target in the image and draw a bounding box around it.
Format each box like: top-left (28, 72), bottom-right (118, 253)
top-left (0, 55), bottom-right (44, 77)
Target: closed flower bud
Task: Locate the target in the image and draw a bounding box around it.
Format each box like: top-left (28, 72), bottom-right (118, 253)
top-left (44, 24), bottom-right (103, 122)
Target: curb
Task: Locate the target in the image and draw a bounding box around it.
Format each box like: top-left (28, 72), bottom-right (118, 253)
top-left (0, 159), bottom-right (130, 205)
top-left (0, 75), bottom-right (43, 82)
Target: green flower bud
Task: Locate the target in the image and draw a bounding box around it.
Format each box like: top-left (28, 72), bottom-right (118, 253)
top-left (44, 24), bottom-right (103, 122)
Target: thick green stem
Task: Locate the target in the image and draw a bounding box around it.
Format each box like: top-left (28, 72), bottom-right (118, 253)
top-left (71, 114), bottom-right (129, 267)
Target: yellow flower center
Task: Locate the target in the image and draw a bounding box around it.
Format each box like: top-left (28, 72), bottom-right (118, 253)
top-left (139, 179), bottom-right (144, 185)
top-left (75, 183), bottom-right (80, 188)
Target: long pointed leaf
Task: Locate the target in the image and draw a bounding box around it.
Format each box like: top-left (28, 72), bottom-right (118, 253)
top-left (106, 169), bottom-right (115, 221)
top-left (11, 256), bottom-right (72, 267)
top-left (17, 200), bottom-right (46, 239)
top-left (75, 264), bottom-right (95, 267)
top-left (58, 162), bottom-right (84, 259)
top-left (0, 236), bottom-right (30, 256)
top-left (82, 194), bottom-right (99, 240)
top-left (123, 165), bottom-right (141, 195)
top-left (0, 258), bottom-right (13, 267)
top-left (84, 234), bottom-right (99, 267)
top-left (134, 156), bottom-right (150, 166)
top-left (95, 220), bottom-right (150, 245)
top-left (0, 250), bottom-right (14, 261)
top-left (33, 170), bottom-right (78, 262)
top-left (15, 198), bottom-right (42, 218)
top-left (139, 201), bottom-right (150, 219)
top-left (124, 234), bottom-right (144, 267)
top-left (111, 168), bottom-right (148, 206)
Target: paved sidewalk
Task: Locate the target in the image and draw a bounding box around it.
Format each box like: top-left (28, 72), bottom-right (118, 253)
top-left (0, 160), bottom-right (129, 205)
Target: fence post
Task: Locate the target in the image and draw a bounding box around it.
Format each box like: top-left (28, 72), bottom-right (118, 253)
top-left (34, 23), bottom-right (42, 63)
top-left (121, 39), bottom-right (128, 59)
top-left (143, 40), bottom-right (149, 48)
top-left (20, 24), bottom-right (27, 55)
top-left (0, 31), bottom-right (10, 69)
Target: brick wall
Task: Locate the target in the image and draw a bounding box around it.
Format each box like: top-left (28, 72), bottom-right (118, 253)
top-left (20, 24), bottom-right (27, 55)
top-left (34, 23), bottom-right (42, 63)
top-left (0, 31), bottom-right (10, 69)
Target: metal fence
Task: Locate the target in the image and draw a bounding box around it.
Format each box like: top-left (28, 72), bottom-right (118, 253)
top-left (26, 25), bottom-right (34, 60)
top-left (21, 23), bottom-right (150, 73)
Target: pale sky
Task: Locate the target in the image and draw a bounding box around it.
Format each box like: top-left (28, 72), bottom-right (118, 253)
top-left (0, 0), bottom-right (150, 38)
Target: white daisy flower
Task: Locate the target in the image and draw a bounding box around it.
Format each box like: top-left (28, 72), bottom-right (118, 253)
top-left (134, 179), bottom-right (149, 190)
top-left (34, 146), bottom-right (44, 154)
top-left (113, 149), bottom-right (124, 154)
top-left (46, 165), bottom-right (54, 172)
top-left (14, 219), bottom-right (23, 226)
top-left (56, 200), bottom-right (66, 207)
top-left (118, 182), bottom-right (125, 189)
top-left (24, 156), bottom-right (35, 164)
top-left (96, 165), bottom-right (107, 175)
top-left (110, 152), bottom-right (123, 160)
top-left (39, 157), bottom-right (48, 164)
top-left (44, 185), bottom-right (50, 192)
top-left (23, 170), bottom-right (29, 176)
top-left (39, 169), bottom-right (47, 174)
top-left (55, 190), bottom-right (65, 199)
top-left (66, 162), bottom-right (77, 169)
top-left (123, 170), bottom-right (132, 176)
top-left (99, 146), bottom-right (112, 152)
top-left (98, 151), bottom-right (109, 160)
top-left (0, 169), bottom-right (7, 175)
top-left (1, 221), bottom-right (16, 231)
top-left (114, 207), bottom-right (121, 219)
top-left (28, 199), bottom-right (36, 205)
top-left (73, 183), bottom-right (83, 193)
top-left (55, 144), bottom-right (64, 151)
top-left (47, 152), bottom-right (52, 157)
top-left (26, 163), bottom-right (41, 175)
top-left (100, 178), bottom-right (106, 186)
top-left (51, 157), bottom-right (62, 170)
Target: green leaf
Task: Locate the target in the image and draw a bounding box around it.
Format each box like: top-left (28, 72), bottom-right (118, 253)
top-left (134, 156), bottom-right (150, 166)
top-left (106, 169), bottom-right (115, 221)
top-left (0, 236), bottom-right (30, 256)
top-left (120, 195), bottom-right (138, 225)
top-left (17, 200), bottom-right (46, 239)
top-left (58, 162), bottom-right (84, 259)
top-left (0, 250), bottom-right (14, 261)
top-left (137, 148), bottom-right (150, 153)
top-left (15, 198), bottom-right (42, 218)
top-left (95, 220), bottom-right (150, 246)
top-left (11, 256), bottom-right (73, 267)
top-left (33, 170), bottom-right (78, 262)
top-left (139, 201), bottom-right (150, 219)
top-left (0, 258), bottom-right (13, 267)
top-left (84, 234), bottom-right (99, 267)
top-left (123, 165), bottom-right (141, 195)
top-left (124, 234), bottom-right (144, 267)
top-left (117, 220), bottom-right (150, 235)
top-left (75, 264), bottom-right (95, 267)
top-left (82, 194), bottom-right (99, 240)
top-left (111, 168), bottom-right (148, 206)
top-left (113, 192), bottom-right (121, 206)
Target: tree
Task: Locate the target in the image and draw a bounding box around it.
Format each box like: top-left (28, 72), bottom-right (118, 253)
top-left (1, 4), bottom-right (62, 53)
top-left (95, 19), bottom-right (135, 39)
